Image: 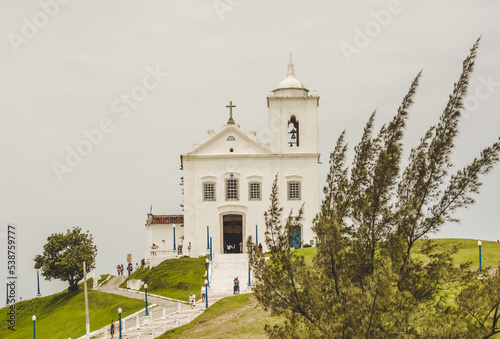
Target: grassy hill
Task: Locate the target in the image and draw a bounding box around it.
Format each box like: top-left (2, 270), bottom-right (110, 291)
top-left (120, 256), bottom-right (207, 301)
top-left (295, 239), bottom-right (500, 269)
top-left (159, 293), bottom-right (284, 339)
top-left (0, 289), bottom-right (144, 338)
top-left (412, 238), bottom-right (500, 270)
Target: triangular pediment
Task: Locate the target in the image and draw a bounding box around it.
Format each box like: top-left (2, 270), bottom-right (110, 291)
top-left (186, 125), bottom-right (272, 156)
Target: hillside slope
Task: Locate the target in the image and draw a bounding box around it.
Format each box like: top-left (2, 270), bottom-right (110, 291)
top-left (1, 289), bottom-right (144, 338)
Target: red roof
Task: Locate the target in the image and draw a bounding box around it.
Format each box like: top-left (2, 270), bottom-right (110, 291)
top-left (151, 215), bottom-right (184, 225)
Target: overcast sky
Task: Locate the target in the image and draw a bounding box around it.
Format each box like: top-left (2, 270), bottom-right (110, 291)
top-left (1, 0), bottom-right (499, 299)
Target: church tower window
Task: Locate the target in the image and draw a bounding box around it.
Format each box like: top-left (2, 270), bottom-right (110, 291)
top-left (288, 181), bottom-right (301, 200)
top-left (249, 182), bottom-right (261, 200)
top-left (226, 179), bottom-right (239, 200)
top-left (203, 182), bottom-right (216, 201)
top-left (288, 116), bottom-right (299, 147)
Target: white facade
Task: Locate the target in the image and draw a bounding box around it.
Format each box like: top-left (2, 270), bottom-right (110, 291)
top-left (144, 214), bottom-right (184, 267)
top-left (181, 59), bottom-right (320, 258)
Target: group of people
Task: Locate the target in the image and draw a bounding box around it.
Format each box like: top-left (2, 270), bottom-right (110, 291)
top-left (186, 275), bottom-right (241, 311)
top-left (116, 264), bottom-right (125, 276)
top-left (116, 263), bottom-right (141, 276)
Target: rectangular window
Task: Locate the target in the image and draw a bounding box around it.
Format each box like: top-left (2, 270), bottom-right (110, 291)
top-left (204, 183), bottom-right (215, 201)
top-left (249, 182), bottom-right (261, 200)
top-left (226, 179), bottom-right (238, 200)
top-left (288, 182), bottom-right (301, 200)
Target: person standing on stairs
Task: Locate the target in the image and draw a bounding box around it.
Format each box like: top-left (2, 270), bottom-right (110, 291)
top-left (234, 277), bottom-right (240, 294)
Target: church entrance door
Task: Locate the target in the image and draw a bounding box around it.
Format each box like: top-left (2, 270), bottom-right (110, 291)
top-left (223, 214), bottom-right (243, 253)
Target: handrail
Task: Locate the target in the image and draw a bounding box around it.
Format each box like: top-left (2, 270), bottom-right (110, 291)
top-left (93, 275), bottom-right (112, 290)
top-left (76, 304), bottom-right (158, 339)
top-left (126, 312), bottom-right (199, 338)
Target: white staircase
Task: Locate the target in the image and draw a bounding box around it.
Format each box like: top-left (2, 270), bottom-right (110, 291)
top-left (209, 254), bottom-right (251, 295)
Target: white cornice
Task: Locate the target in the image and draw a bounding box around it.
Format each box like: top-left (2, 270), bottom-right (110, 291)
top-left (183, 153), bottom-right (320, 160)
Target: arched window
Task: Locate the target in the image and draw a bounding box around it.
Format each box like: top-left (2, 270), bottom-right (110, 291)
top-left (288, 116), bottom-right (299, 147)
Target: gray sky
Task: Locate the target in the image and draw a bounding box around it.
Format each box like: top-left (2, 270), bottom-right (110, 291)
top-left (1, 0), bottom-right (499, 299)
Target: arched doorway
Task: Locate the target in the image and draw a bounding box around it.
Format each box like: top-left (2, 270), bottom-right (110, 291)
top-left (223, 214), bottom-right (243, 253)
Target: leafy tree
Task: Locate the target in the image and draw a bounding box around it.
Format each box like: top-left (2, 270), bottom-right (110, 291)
top-left (249, 38), bottom-right (500, 338)
top-left (457, 268), bottom-right (500, 337)
top-left (34, 227), bottom-right (97, 292)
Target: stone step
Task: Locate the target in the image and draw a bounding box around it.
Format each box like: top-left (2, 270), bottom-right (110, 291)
top-left (208, 254), bottom-right (250, 294)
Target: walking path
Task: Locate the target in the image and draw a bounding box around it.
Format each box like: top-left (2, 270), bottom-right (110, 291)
top-left (98, 276), bottom-right (179, 312)
top-left (93, 275), bottom-right (235, 338)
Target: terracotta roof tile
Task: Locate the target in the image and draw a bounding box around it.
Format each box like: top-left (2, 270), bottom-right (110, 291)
top-left (151, 215), bottom-right (184, 225)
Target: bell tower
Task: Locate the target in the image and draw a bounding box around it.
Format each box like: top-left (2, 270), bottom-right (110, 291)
top-left (267, 55), bottom-right (320, 154)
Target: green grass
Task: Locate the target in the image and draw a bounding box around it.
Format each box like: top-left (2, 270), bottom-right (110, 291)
top-left (294, 239), bottom-right (500, 270)
top-left (158, 293), bottom-right (284, 339)
top-left (120, 256), bottom-right (207, 301)
top-left (294, 246), bottom-right (317, 265)
top-left (412, 239), bottom-right (500, 270)
top-left (0, 289), bottom-right (145, 339)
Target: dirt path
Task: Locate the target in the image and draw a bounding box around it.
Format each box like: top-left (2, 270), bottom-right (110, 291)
top-left (97, 276), bottom-right (180, 312)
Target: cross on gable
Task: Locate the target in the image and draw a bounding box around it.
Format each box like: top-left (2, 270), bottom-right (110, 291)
top-left (226, 101), bottom-right (236, 125)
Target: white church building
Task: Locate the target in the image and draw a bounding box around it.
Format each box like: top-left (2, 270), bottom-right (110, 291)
top-left (145, 59), bottom-right (320, 267)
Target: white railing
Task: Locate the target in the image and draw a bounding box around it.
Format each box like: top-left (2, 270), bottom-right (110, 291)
top-left (205, 261), bottom-right (212, 283)
top-left (125, 312), bottom-right (196, 338)
top-left (93, 275), bottom-right (112, 290)
top-left (147, 250), bottom-right (180, 268)
top-left (77, 304), bottom-right (158, 339)
top-left (150, 249), bottom-right (177, 257)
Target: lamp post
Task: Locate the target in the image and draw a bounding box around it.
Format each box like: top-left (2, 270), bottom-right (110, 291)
top-left (255, 221), bottom-right (258, 245)
top-left (478, 240), bottom-right (482, 271)
top-left (173, 224), bottom-right (176, 251)
top-left (144, 284), bottom-right (149, 316)
top-left (204, 279), bottom-right (208, 309)
top-left (118, 307), bottom-right (122, 339)
top-left (36, 269), bottom-right (41, 297)
top-left (205, 258), bottom-right (210, 287)
top-left (209, 233), bottom-right (213, 261)
top-left (207, 225), bottom-right (210, 249)
top-left (248, 262), bottom-right (251, 287)
top-left (248, 232), bottom-right (251, 287)
top-left (32, 315), bottom-right (36, 339)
